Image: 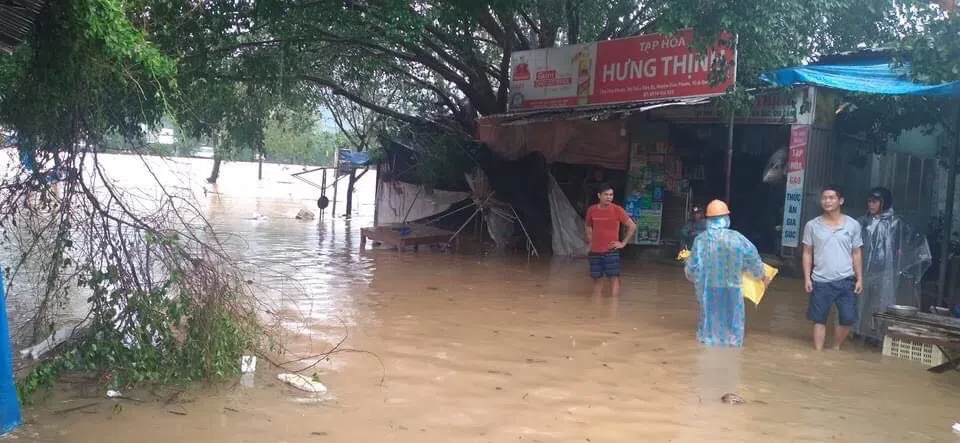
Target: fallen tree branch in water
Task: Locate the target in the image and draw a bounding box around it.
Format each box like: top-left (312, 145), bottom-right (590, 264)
top-left (53, 402), bottom-right (100, 415)
top-left (0, 139), bottom-right (269, 402)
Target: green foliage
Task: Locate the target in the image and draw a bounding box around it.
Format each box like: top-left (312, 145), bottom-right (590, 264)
top-left (142, 0), bottom-right (314, 161)
top-left (262, 118), bottom-right (343, 166)
top-left (164, 0), bottom-right (665, 132)
top-left (17, 269), bottom-right (262, 402)
top-left (385, 125), bottom-right (480, 189)
top-left (835, 94), bottom-right (950, 149)
top-left (896, 3), bottom-right (960, 84)
top-left (0, 0), bottom-right (176, 152)
top-left (654, 0), bottom-right (902, 117)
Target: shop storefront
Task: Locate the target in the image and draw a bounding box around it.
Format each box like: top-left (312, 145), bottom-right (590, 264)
top-left (635, 86), bottom-right (820, 256)
top-left (477, 29), bottom-right (738, 256)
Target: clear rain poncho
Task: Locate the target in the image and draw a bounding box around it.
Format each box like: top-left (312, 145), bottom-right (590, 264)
top-left (854, 208), bottom-right (932, 343)
top-left (684, 216), bottom-right (765, 347)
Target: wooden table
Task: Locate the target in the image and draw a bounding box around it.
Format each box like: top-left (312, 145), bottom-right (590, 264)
top-left (359, 223), bottom-right (458, 251)
top-left (873, 311), bottom-right (960, 373)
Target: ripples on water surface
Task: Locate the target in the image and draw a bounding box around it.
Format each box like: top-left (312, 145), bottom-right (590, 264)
top-left (8, 155), bottom-right (960, 442)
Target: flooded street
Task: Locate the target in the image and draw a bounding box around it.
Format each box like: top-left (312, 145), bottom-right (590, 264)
top-left (10, 155), bottom-right (960, 442)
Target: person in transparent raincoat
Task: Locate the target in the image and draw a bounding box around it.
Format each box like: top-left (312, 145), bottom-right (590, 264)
top-left (684, 200), bottom-right (768, 347)
top-left (854, 187), bottom-right (932, 344)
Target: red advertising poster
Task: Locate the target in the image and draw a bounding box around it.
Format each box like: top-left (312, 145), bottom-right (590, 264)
top-left (787, 125), bottom-right (810, 173)
top-left (508, 29), bottom-right (737, 111)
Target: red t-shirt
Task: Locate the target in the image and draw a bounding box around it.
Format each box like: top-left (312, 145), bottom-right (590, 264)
top-left (585, 204), bottom-right (631, 254)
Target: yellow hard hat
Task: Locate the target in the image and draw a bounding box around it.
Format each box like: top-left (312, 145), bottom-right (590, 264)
top-left (705, 199), bottom-right (730, 217)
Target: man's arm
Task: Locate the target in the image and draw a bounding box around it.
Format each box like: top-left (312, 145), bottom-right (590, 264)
top-left (802, 244), bottom-right (814, 292)
top-left (801, 222), bottom-right (814, 292)
top-left (617, 207), bottom-right (636, 248)
top-left (853, 247), bottom-right (863, 283)
top-left (621, 217), bottom-right (637, 246)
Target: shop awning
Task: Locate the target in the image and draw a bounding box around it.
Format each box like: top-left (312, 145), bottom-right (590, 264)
top-left (759, 61), bottom-right (960, 97)
top-left (486, 96), bottom-right (715, 126)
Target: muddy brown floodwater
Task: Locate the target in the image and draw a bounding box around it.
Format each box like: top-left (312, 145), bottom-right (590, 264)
top-left (8, 155), bottom-right (960, 442)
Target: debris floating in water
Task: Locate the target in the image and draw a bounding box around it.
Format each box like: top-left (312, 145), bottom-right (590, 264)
top-left (720, 393), bottom-right (745, 405)
top-left (295, 208), bottom-right (315, 220)
top-left (277, 373), bottom-right (328, 393)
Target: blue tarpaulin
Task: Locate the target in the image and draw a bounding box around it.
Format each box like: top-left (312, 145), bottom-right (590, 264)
top-left (338, 149), bottom-right (370, 167)
top-left (0, 270), bottom-right (21, 435)
top-left (759, 61), bottom-right (960, 97)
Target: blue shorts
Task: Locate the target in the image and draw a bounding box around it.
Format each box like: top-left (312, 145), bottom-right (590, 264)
top-left (807, 277), bottom-right (858, 326)
top-left (589, 252), bottom-right (620, 279)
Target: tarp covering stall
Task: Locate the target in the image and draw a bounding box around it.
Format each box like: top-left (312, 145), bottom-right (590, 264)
top-left (375, 180), bottom-right (469, 226)
top-left (760, 61), bottom-right (960, 97)
top-left (376, 136), bottom-right (550, 253)
top-left (547, 173), bottom-right (590, 256)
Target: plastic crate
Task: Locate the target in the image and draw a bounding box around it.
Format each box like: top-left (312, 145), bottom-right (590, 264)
top-left (882, 335), bottom-right (948, 366)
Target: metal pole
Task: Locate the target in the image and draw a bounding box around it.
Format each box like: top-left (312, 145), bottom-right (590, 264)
top-left (332, 167), bottom-right (339, 217)
top-left (320, 168), bottom-right (327, 221)
top-left (936, 107), bottom-right (960, 307)
top-left (725, 113), bottom-right (735, 202)
top-left (373, 164), bottom-right (380, 227)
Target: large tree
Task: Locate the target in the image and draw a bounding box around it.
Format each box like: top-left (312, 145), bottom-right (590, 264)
top-left (161, 0), bottom-right (906, 134)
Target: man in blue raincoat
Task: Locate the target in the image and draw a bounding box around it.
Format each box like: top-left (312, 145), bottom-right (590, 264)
top-left (684, 200), bottom-right (768, 347)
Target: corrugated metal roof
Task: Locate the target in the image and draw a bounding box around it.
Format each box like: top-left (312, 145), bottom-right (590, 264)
top-left (482, 96), bottom-right (716, 126)
top-left (0, 0), bottom-right (46, 54)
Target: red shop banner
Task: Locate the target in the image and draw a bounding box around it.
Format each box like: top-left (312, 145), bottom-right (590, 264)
top-left (508, 29), bottom-right (737, 111)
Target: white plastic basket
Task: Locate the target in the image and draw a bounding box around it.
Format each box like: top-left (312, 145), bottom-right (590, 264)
top-left (882, 335), bottom-right (948, 366)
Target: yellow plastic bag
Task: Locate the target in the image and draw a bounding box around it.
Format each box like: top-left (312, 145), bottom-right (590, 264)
top-left (677, 249), bottom-right (691, 261)
top-left (741, 264), bottom-right (778, 306)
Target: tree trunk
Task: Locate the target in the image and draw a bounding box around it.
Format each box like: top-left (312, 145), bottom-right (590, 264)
top-left (207, 134), bottom-right (222, 184)
top-left (207, 157), bottom-right (222, 184)
top-left (257, 153), bottom-right (263, 180)
top-left (344, 168), bottom-right (357, 217)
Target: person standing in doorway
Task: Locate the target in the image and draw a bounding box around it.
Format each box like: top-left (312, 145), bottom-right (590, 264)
top-left (802, 184), bottom-right (864, 351)
top-left (680, 206), bottom-right (707, 249)
top-left (585, 184), bottom-right (637, 297)
top-left (684, 200), bottom-right (768, 347)
top-left (854, 187), bottom-right (932, 345)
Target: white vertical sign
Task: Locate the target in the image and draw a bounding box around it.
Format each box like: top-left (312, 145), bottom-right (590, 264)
top-left (781, 125), bottom-right (810, 248)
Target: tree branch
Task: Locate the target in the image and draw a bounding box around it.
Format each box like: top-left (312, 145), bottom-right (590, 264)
top-left (379, 61), bottom-right (462, 117)
top-left (298, 75), bottom-right (426, 127)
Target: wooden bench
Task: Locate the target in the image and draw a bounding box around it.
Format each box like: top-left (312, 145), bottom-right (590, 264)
top-left (360, 223), bottom-right (458, 251)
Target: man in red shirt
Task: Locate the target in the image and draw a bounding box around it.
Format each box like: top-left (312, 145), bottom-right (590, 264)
top-left (585, 184), bottom-right (637, 297)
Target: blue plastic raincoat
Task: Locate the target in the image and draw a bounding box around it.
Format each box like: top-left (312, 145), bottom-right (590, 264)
top-left (684, 216), bottom-right (765, 347)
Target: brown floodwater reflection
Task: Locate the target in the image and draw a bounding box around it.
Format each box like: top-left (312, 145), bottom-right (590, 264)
top-left (11, 156), bottom-right (960, 442)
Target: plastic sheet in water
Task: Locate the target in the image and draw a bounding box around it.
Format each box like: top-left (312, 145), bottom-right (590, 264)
top-left (547, 173), bottom-right (589, 257)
